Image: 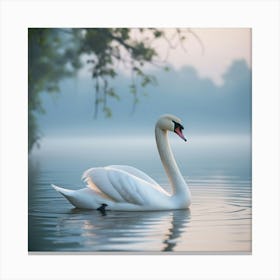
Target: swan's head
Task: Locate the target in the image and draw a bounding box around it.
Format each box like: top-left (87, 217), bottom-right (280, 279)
top-left (156, 114), bottom-right (187, 141)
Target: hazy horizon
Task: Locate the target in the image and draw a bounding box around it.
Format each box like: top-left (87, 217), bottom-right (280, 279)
top-left (35, 59), bottom-right (251, 141)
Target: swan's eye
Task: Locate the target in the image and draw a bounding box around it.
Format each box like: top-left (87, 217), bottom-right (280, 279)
top-left (172, 120), bottom-right (184, 131)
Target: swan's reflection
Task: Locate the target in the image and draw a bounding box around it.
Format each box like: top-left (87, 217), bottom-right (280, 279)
top-left (162, 209), bottom-right (191, 252)
top-left (54, 208), bottom-right (191, 252)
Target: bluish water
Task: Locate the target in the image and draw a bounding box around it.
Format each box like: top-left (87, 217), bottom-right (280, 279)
top-left (28, 134), bottom-right (251, 253)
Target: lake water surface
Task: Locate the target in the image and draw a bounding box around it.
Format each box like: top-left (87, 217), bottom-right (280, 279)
top-left (28, 134), bottom-right (251, 253)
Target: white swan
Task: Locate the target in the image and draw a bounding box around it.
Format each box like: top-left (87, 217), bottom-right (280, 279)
top-left (52, 114), bottom-right (191, 211)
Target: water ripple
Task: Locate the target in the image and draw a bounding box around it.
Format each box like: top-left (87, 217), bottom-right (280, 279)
top-left (29, 161), bottom-right (251, 253)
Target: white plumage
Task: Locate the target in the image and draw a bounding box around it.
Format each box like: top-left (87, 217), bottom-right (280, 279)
top-left (52, 114), bottom-right (191, 211)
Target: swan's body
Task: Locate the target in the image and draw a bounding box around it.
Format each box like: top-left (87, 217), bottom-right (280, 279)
top-left (52, 114), bottom-right (191, 211)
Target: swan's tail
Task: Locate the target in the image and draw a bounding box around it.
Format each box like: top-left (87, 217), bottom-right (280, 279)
top-left (51, 184), bottom-right (75, 198)
top-left (51, 184), bottom-right (101, 209)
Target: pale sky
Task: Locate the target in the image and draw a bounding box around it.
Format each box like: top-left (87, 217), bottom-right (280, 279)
top-left (152, 28), bottom-right (251, 85)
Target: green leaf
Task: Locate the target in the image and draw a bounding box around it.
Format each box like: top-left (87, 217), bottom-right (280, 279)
top-left (154, 30), bottom-right (163, 38)
top-left (107, 88), bottom-right (120, 100)
top-left (103, 106), bottom-right (112, 118)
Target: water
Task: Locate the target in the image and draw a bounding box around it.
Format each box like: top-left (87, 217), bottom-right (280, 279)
top-left (28, 134), bottom-right (251, 253)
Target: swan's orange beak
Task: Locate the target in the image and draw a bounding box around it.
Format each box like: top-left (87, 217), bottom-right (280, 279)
top-left (175, 127), bottom-right (187, 142)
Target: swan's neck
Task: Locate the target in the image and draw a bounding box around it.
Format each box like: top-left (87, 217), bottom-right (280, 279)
top-left (155, 126), bottom-right (190, 200)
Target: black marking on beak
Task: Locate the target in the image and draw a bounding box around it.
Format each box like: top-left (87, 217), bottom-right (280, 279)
top-left (172, 120), bottom-right (184, 131)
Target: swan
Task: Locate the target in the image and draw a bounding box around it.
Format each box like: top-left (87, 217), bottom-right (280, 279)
top-left (52, 114), bottom-right (191, 211)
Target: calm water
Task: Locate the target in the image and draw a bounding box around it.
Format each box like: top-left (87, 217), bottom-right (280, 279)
top-left (28, 134), bottom-right (251, 253)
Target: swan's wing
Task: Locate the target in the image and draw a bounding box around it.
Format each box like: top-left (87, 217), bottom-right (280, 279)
top-left (107, 165), bottom-right (159, 186)
top-left (82, 167), bottom-right (125, 202)
top-left (107, 168), bottom-right (170, 205)
top-left (82, 167), bottom-right (169, 205)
